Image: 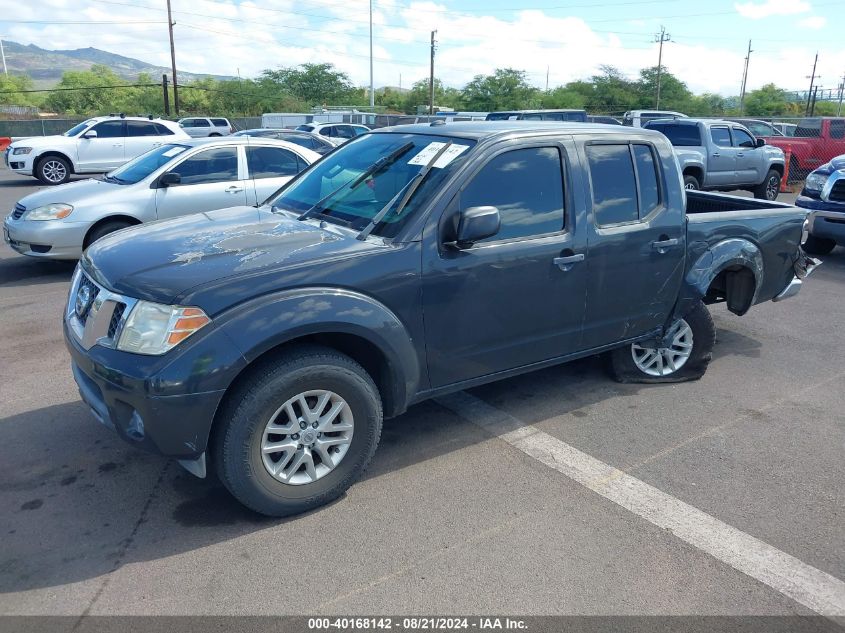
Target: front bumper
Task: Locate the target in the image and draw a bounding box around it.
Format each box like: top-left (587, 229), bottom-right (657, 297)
top-left (808, 211), bottom-right (845, 244)
top-left (3, 216), bottom-right (89, 259)
top-left (4, 149), bottom-right (35, 175)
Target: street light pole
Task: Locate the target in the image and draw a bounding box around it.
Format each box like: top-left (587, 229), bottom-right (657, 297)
top-left (0, 37), bottom-right (8, 76)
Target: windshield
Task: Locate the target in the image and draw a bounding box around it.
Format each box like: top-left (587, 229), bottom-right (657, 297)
top-left (106, 144), bottom-right (190, 185)
top-left (270, 133), bottom-right (476, 238)
top-left (646, 123), bottom-right (702, 146)
top-left (296, 124), bottom-right (315, 132)
top-left (64, 119), bottom-right (96, 137)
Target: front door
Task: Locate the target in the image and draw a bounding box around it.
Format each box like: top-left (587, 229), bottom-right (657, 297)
top-left (579, 141), bottom-right (686, 350)
top-left (731, 127), bottom-right (760, 184)
top-left (155, 146), bottom-right (247, 220)
top-left (706, 125), bottom-right (737, 186)
top-left (76, 120), bottom-right (125, 172)
top-left (422, 141), bottom-right (588, 388)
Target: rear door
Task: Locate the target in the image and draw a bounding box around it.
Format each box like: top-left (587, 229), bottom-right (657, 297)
top-left (706, 125), bottom-right (737, 186)
top-left (579, 140), bottom-right (685, 350)
top-left (181, 118), bottom-right (211, 138)
top-left (731, 126), bottom-right (760, 184)
top-left (154, 145), bottom-right (247, 219)
top-left (76, 120), bottom-right (125, 172)
top-left (244, 145), bottom-right (308, 204)
top-left (124, 120), bottom-right (164, 161)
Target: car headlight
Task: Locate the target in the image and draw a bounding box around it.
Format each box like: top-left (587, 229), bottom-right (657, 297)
top-left (25, 203), bottom-right (74, 220)
top-left (11, 147), bottom-right (33, 155)
top-left (804, 172), bottom-right (829, 192)
top-left (116, 301), bottom-right (210, 355)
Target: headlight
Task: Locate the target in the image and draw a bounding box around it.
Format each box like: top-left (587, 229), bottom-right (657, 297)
top-left (11, 147), bottom-right (33, 155)
top-left (25, 203), bottom-right (74, 220)
top-left (804, 172), bottom-right (829, 192)
top-left (116, 301), bottom-right (210, 355)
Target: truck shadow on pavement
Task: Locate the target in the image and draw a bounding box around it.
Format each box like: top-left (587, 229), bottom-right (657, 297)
top-left (0, 253), bottom-right (76, 288)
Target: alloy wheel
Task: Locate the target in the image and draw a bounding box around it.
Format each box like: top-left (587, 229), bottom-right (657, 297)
top-left (631, 319), bottom-right (694, 377)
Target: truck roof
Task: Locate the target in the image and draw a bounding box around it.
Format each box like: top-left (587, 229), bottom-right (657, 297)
top-left (373, 120), bottom-right (661, 141)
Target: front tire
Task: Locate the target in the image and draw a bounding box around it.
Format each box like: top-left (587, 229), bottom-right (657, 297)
top-left (215, 346), bottom-right (383, 517)
top-left (608, 300), bottom-right (715, 383)
top-left (83, 219), bottom-right (134, 250)
top-left (35, 156), bottom-right (71, 185)
top-left (753, 169), bottom-right (781, 200)
top-left (683, 174), bottom-right (700, 191)
top-left (802, 234), bottom-right (836, 256)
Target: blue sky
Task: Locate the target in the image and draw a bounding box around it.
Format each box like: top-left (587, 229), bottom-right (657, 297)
top-left (3, 0), bottom-right (845, 96)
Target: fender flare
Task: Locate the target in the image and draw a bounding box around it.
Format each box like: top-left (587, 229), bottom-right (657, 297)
top-left (32, 149), bottom-right (76, 173)
top-left (682, 238), bottom-right (764, 316)
top-left (215, 287), bottom-right (421, 416)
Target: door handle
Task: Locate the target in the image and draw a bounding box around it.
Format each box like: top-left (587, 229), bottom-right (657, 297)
top-left (225, 186), bottom-right (244, 194)
top-left (712, 152), bottom-right (720, 157)
top-left (553, 253), bottom-right (585, 271)
top-left (652, 237), bottom-right (679, 253)
top-left (112, 143), bottom-right (123, 147)
top-left (737, 152), bottom-right (745, 157)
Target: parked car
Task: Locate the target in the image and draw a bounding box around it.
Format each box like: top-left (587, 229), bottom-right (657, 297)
top-left (795, 153), bottom-right (845, 254)
top-left (485, 109), bottom-right (587, 122)
top-left (4, 137), bottom-right (319, 259)
top-left (177, 117), bottom-right (234, 137)
top-left (724, 118), bottom-right (784, 138)
top-left (3, 115), bottom-right (189, 185)
top-left (233, 128), bottom-right (336, 154)
top-left (773, 122), bottom-right (797, 137)
top-left (294, 123), bottom-right (370, 146)
top-left (587, 115), bottom-right (622, 125)
top-left (623, 110), bottom-right (687, 127)
top-left (645, 118), bottom-right (785, 200)
top-left (759, 117), bottom-right (845, 179)
top-left (63, 121), bottom-right (816, 516)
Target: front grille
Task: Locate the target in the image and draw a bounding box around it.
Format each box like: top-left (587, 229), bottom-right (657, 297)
top-left (12, 203), bottom-right (25, 220)
top-left (108, 303), bottom-right (126, 339)
top-left (76, 274), bottom-right (100, 326)
top-left (829, 180), bottom-right (845, 203)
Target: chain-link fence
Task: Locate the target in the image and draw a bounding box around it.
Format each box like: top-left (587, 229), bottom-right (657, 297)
top-left (0, 116), bottom-right (264, 138)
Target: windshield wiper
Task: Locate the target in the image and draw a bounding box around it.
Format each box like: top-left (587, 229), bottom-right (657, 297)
top-left (102, 174), bottom-right (123, 184)
top-left (356, 141), bottom-right (453, 241)
top-left (297, 141), bottom-right (414, 222)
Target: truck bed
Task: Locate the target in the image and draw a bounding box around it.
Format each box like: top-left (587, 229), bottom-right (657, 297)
top-left (685, 190), bottom-right (796, 215)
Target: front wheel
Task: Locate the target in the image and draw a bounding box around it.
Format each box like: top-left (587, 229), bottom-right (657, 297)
top-left (36, 156), bottom-right (71, 185)
top-left (215, 346), bottom-right (383, 517)
top-left (608, 300), bottom-right (716, 383)
top-left (752, 169), bottom-right (781, 200)
top-left (683, 175), bottom-right (700, 191)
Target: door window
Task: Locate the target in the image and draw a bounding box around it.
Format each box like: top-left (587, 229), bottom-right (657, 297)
top-left (154, 123), bottom-right (175, 135)
top-left (192, 119), bottom-right (211, 127)
top-left (732, 128), bottom-right (756, 148)
top-left (126, 121), bottom-right (159, 137)
top-left (91, 121), bottom-right (125, 138)
top-left (460, 147), bottom-right (565, 243)
top-left (633, 144), bottom-right (661, 215)
top-left (171, 147), bottom-right (239, 185)
top-left (319, 126), bottom-right (335, 137)
top-left (710, 127), bottom-right (732, 147)
top-left (246, 146), bottom-right (303, 178)
top-left (586, 144), bottom-right (638, 226)
top-left (210, 118), bottom-right (229, 127)
top-left (830, 119), bottom-right (845, 139)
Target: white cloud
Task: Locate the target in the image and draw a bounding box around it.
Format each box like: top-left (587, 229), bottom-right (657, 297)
top-left (734, 0), bottom-right (811, 19)
top-left (798, 15), bottom-right (827, 29)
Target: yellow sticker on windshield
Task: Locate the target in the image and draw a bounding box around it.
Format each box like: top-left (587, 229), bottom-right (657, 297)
top-left (408, 143), bottom-right (469, 168)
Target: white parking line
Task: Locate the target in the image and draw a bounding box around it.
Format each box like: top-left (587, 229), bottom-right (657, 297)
top-left (435, 391), bottom-right (845, 617)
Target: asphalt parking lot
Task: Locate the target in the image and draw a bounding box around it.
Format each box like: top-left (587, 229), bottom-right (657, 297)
top-left (0, 169), bottom-right (843, 618)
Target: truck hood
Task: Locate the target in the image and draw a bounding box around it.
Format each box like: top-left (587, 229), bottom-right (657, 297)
top-left (18, 177), bottom-right (123, 210)
top-left (83, 206), bottom-right (382, 307)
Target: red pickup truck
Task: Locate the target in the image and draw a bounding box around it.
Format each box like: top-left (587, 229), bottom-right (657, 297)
top-left (762, 117), bottom-right (845, 179)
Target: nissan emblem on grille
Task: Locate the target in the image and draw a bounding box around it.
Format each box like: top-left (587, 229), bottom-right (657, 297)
top-left (75, 284), bottom-right (94, 319)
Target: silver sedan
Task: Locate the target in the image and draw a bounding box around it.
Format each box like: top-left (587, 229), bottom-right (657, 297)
top-left (3, 137), bottom-right (320, 259)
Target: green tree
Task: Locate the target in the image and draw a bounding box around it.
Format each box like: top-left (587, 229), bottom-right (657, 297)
top-left (403, 78), bottom-right (462, 113)
top-left (44, 64), bottom-right (128, 114)
top-left (636, 66), bottom-right (693, 111)
top-left (461, 68), bottom-right (540, 111)
top-left (583, 66), bottom-right (638, 113)
top-left (260, 63), bottom-right (355, 106)
top-left (743, 84), bottom-right (791, 116)
top-left (541, 86), bottom-right (585, 109)
top-left (0, 74), bottom-right (36, 106)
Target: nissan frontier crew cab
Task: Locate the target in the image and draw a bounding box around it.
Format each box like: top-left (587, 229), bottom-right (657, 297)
top-left (64, 122), bottom-right (817, 516)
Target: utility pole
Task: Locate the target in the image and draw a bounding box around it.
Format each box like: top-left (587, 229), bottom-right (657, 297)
top-left (809, 85), bottom-right (820, 116)
top-left (837, 72), bottom-right (845, 116)
top-left (654, 26), bottom-right (670, 109)
top-left (545, 66), bottom-right (549, 92)
top-left (162, 74), bottom-right (170, 115)
top-left (805, 52), bottom-right (819, 116)
top-left (739, 40), bottom-right (752, 116)
top-left (0, 37), bottom-right (7, 76)
top-left (166, 0), bottom-right (179, 115)
top-left (368, 0), bottom-right (374, 109)
top-left (429, 30), bottom-right (436, 115)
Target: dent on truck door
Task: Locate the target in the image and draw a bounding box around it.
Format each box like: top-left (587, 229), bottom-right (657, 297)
top-left (580, 142), bottom-right (685, 350)
top-left (422, 143), bottom-right (588, 387)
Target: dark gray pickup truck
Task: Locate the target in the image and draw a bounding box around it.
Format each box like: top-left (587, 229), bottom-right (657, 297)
top-left (64, 122), bottom-right (817, 516)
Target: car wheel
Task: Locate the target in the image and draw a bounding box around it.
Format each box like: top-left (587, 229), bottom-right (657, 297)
top-left (608, 300), bottom-right (715, 384)
top-left (209, 133), bottom-right (222, 137)
top-left (683, 175), bottom-right (700, 191)
top-left (83, 220), bottom-right (135, 249)
top-left (215, 345), bottom-right (383, 517)
top-left (753, 169), bottom-right (781, 200)
top-left (36, 156), bottom-right (71, 185)
top-left (802, 234), bottom-right (836, 256)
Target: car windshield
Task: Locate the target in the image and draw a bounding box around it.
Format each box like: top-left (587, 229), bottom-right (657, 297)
top-left (105, 144), bottom-right (190, 185)
top-left (646, 123), bottom-right (702, 146)
top-left (270, 133), bottom-right (476, 238)
top-left (64, 120), bottom-right (97, 137)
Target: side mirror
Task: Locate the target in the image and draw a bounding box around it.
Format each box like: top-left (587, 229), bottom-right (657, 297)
top-left (82, 130), bottom-right (98, 139)
top-left (447, 206), bottom-right (501, 249)
top-left (158, 172), bottom-right (181, 187)
top-left (756, 138), bottom-right (766, 148)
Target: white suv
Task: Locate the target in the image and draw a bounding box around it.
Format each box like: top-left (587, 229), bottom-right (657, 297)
top-left (4, 116), bottom-right (189, 185)
top-left (294, 123), bottom-right (370, 146)
top-left (177, 117), bottom-right (234, 137)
